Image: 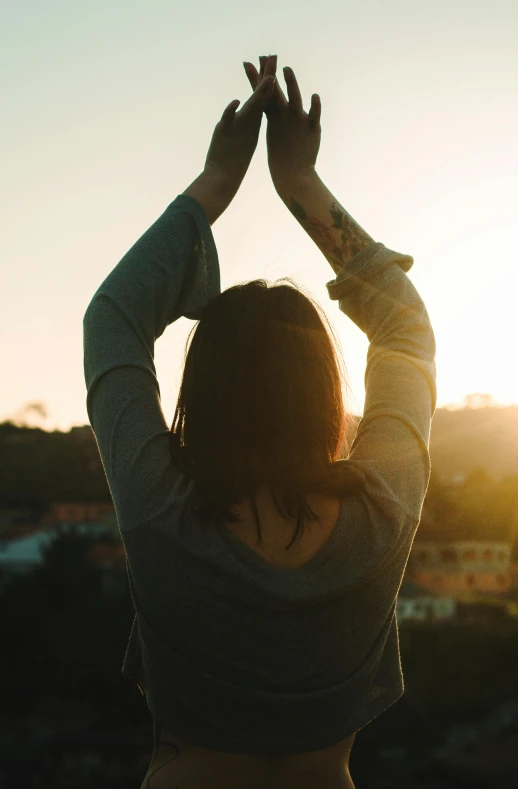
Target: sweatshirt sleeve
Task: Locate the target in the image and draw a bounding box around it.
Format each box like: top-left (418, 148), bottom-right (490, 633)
top-left (83, 195), bottom-right (220, 530)
top-left (327, 242), bottom-right (437, 557)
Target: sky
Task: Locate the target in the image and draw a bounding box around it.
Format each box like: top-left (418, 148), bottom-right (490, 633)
top-left (1, 0), bottom-right (517, 432)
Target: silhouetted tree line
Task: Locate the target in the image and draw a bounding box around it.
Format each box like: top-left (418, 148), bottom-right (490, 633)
top-left (0, 422), bottom-right (111, 512)
top-left (1, 418), bottom-right (518, 545)
top-left (420, 465), bottom-right (518, 543)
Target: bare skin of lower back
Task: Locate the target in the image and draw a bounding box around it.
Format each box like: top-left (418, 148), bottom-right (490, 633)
top-left (140, 730), bottom-right (357, 789)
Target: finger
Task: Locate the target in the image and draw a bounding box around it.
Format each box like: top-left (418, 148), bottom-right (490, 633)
top-left (283, 66), bottom-right (303, 114)
top-left (255, 74), bottom-right (276, 101)
top-left (263, 54), bottom-right (277, 80)
top-left (221, 99), bottom-right (240, 128)
top-left (243, 61), bottom-right (258, 91)
top-left (243, 75), bottom-right (276, 113)
top-left (259, 55), bottom-right (267, 80)
top-left (245, 58), bottom-right (287, 114)
top-left (263, 56), bottom-right (288, 110)
top-left (308, 93), bottom-right (321, 127)
top-left (270, 73), bottom-right (288, 109)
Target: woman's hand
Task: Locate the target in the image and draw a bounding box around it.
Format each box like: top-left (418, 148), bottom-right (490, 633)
top-left (243, 56), bottom-right (322, 193)
top-left (202, 55), bottom-right (278, 191)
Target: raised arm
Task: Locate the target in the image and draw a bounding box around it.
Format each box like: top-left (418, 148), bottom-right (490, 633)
top-left (277, 166), bottom-right (436, 527)
top-left (244, 56), bottom-right (375, 270)
top-left (275, 169), bottom-right (375, 274)
top-left (245, 57), bottom-right (436, 563)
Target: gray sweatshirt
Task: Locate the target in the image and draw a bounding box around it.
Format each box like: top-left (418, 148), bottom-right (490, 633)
top-left (83, 194), bottom-right (436, 754)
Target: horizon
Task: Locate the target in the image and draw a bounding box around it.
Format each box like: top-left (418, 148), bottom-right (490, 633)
top-left (2, 1), bottom-right (517, 432)
top-left (4, 392), bottom-right (518, 434)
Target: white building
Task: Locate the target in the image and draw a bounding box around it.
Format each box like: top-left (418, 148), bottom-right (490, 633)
top-left (408, 540), bottom-right (512, 595)
top-left (396, 581), bottom-right (456, 622)
top-left (0, 522), bottom-right (117, 591)
top-left (0, 531), bottom-right (57, 589)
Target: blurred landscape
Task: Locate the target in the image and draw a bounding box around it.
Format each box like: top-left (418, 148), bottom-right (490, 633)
top-left (1, 402), bottom-right (518, 787)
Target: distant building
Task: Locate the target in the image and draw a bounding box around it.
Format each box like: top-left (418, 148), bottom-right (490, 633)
top-left (463, 393), bottom-right (495, 409)
top-left (0, 531), bottom-right (57, 577)
top-left (0, 508), bottom-right (37, 538)
top-left (44, 501), bottom-right (115, 525)
top-left (0, 522), bottom-right (126, 597)
top-left (407, 540), bottom-right (512, 595)
top-left (39, 501), bottom-right (119, 541)
top-left (396, 581), bottom-right (456, 622)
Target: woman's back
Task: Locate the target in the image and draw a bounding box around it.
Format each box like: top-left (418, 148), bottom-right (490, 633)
top-left (223, 487), bottom-right (342, 569)
top-left (140, 491), bottom-right (355, 787)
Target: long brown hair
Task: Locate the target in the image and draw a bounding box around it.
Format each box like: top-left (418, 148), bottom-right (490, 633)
top-left (170, 278), bottom-right (358, 550)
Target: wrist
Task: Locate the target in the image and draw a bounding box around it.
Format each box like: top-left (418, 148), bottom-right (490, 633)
top-left (273, 167), bottom-right (320, 201)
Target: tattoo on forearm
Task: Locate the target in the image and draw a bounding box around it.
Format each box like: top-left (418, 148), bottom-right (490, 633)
top-left (289, 198), bottom-right (374, 274)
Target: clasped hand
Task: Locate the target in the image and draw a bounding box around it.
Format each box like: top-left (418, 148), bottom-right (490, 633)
top-left (185, 55), bottom-right (321, 224)
top-left (203, 56), bottom-right (278, 189)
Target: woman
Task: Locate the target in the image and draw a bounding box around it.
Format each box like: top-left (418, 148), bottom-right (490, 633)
top-left (83, 55), bottom-right (436, 789)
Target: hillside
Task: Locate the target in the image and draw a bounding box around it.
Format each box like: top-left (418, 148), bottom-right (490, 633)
top-left (1, 406), bottom-right (517, 513)
top-left (429, 405), bottom-right (518, 482)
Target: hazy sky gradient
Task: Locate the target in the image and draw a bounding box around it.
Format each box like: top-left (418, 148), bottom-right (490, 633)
top-left (2, 0), bottom-right (517, 431)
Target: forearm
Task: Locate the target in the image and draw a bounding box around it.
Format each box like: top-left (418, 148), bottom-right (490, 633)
top-left (276, 170), bottom-right (375, 275)
top-left (182, 168), bottom-right (239, 226)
